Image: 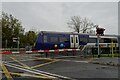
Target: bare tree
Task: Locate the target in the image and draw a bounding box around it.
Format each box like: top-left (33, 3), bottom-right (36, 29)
top-left (67, 16), bottom-right (96, 33)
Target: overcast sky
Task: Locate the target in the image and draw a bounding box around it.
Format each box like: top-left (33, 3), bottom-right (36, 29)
top-left (2, 2), bottom-right (118, 35)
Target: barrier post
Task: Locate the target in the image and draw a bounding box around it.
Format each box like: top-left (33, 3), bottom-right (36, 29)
top-left (97, 36), bottom-right (100, 58)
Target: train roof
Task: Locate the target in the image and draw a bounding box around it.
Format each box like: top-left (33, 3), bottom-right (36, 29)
top-left (39, 31), bottom-right (119, 37)
top-left (40, 31), bottom-right (88, 35)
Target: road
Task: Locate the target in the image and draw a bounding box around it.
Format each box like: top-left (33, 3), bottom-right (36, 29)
top-left (1, 53), bottom-right (119, 80)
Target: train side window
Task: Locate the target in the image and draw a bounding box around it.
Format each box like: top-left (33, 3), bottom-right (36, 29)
top-left (44, 35), bottom-right (47, 43)
top-left (99, 38), bottom-right (104, 43)
top-left (104, 38), bottom-right (111, 43)
top-left (113, 39), bottom-right (117, 43)
top-left (104, 38), bottom-right (117, 43)
top-left (50, 36), bottom-right (58, 42)
top-left (89, 38), bottom-right (97, 43)
top-left (80, 37), bottom-right (88, 43)
top-left (59, 37), bottom-right (68, 42)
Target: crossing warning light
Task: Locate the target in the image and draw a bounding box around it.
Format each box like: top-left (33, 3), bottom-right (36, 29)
top-left (96, 27), bottom-right (105, 36)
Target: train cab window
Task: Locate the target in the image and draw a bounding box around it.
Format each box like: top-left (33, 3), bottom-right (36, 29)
top-left (59, 37), bottom-right (69, 42)
top-left (89, 38), bottom-right (97, 43)
top-left (44, 35), bottom-right (47, 43)
top-left (50, 36), bottom-right (58, 42)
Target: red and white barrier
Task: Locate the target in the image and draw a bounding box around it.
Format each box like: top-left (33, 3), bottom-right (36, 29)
top-left (1, 52), bottom-right (12, 54)
top-left (1, 48), bottom-right (82, 54)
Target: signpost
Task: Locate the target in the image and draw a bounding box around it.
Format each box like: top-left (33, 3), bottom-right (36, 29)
top-left (13, 37), bottom-right (20, 51)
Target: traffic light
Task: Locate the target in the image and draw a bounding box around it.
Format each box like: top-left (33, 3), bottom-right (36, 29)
top-left (96, 27), bottom-right (105, 35)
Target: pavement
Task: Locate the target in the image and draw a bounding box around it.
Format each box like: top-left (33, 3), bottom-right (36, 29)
top-left (55, 56), bottom-right (120, 67)
top-left (89, 57), bottom-right (119, 66)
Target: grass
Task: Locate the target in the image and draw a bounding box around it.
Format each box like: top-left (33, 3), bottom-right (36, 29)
top-left (92, 53), bottom-right (120, 57)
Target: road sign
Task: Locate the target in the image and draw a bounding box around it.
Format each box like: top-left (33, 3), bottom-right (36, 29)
top-left (13, 37), bottom-right (18, 42)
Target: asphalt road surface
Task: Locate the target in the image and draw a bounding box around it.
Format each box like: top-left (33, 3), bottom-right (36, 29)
top-left (1, 54), bottom-right (119, 80)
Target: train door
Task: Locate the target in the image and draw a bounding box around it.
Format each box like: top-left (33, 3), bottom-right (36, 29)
top-left (75, 35), bottom-right (79, 48)
top-left (70, 35), bottom-right (79, 48)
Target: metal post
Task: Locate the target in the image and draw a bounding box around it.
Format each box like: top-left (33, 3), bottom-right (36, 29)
top-left (17, 37), bottom-right (19, 51)
top-left (5, 39), bottom-right (7, 48)
top-left (111, 39), bottom-right (114, 58)
top-left (118, 36), bottom-right (120, 54)
top-left (97, 36), bottom-right (100, 58)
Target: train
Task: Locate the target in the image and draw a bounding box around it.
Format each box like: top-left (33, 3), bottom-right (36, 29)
top-left (34, 31), bottom-right (119, 54)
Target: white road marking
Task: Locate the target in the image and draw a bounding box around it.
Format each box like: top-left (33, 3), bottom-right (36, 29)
top-left (4, 58), bottom-right (39, 63)
top-left (4, 61), bottom-right (73, 79)
top-left (4, 62), bottom-right (56, 79)
top-left (31, 67), bottom-right (72, 79)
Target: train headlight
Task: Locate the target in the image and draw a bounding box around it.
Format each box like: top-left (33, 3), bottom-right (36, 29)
top-left (54, 44), bottom-right (58, 48)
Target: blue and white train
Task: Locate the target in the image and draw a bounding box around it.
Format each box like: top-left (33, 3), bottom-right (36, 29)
top-left (34, 31), bottom-right (119, 52)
